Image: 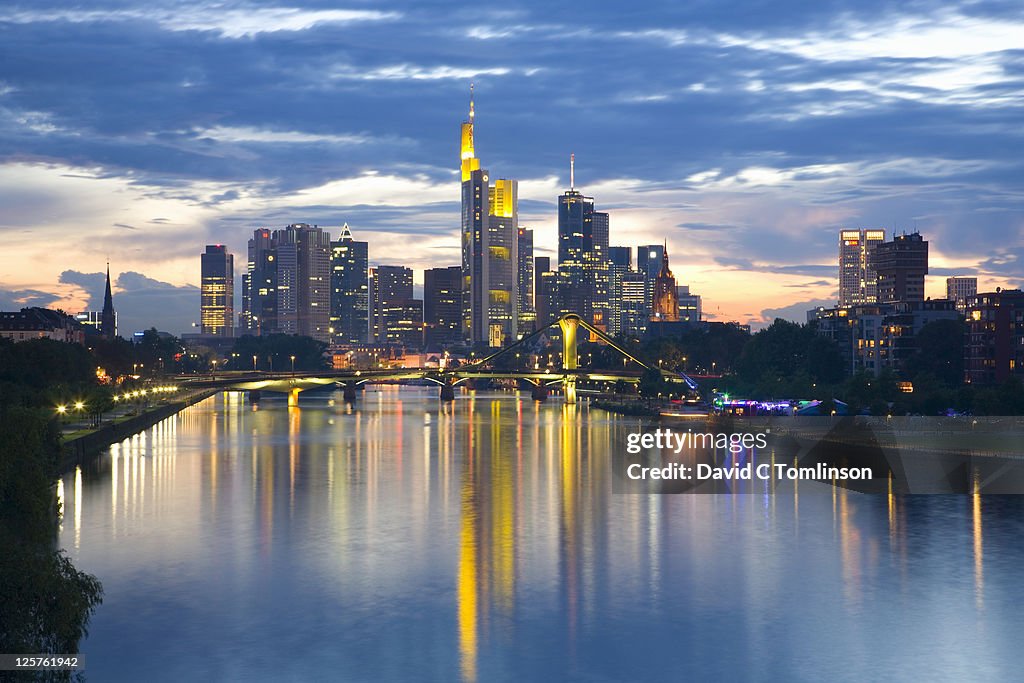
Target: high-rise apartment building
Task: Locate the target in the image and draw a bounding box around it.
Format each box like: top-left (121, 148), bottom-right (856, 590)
top-left (460, 90), bottom-right (518, 347)
top-left (838, 229), bottom-right (886, 306)
top-left (965, 289), bottom-right (1024, 385)
top-left (200, 245), bottom-right (234, 336)
top-left (242, 224), bottom-right (331, 342)
top-left (517, 227), bottom-right (535, 336)
top-left (946, 276), bottom-right (978, 314)
top-left (873, 232), bottom-right (928, 303)
top-left (330, 224), bottom-right (369, 345)
top-left (424, 266), bottom-right (463, 347)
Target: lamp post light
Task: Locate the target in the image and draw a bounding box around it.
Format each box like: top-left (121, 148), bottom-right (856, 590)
top-left (290, 355), bottom-right (296, 375)
top-left (253, 355), bottom-right (258, 372)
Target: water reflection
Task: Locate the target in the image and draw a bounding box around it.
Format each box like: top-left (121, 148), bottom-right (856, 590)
top-left (57, 389), bottom-right (1024, 682)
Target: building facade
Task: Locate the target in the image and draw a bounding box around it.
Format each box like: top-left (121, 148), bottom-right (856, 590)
top-left (460, 92), bottom-right (518, 348)
top-left (200, 245), bottom-right (234, 337)
top-left (556, 163), bottom-right (609, 331)
top-left (243, 224), bottom-right (331, 342)
top-left (965, 289), bottom-right (1024, 385)
top-left (330, 224), bottom-right (369, 345)
top-left (873, 232), bottom-right (928, 303)
top-left (838, 229), bottom-right (885, 306)
top-left (424, 266), bottom-right (463, 347)
top-left (517, 227), bottom-right (535, 336)
top-left (0, 308), bottom-right (86, 344)
top-left (651, 244), bottom-right (679, 322)
top-left (369, 265), bottom-right (422, 350)
top-left (946, 277), bottom-right (978, 314)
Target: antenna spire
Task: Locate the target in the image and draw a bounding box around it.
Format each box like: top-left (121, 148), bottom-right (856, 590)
top-left (469, 82), bottom-right (475, 120)
top-left (570, 153), bottom-right (575, 191)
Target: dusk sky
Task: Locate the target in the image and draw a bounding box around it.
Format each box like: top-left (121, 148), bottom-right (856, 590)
top-left (1, 1), bottom-right (1022, 335)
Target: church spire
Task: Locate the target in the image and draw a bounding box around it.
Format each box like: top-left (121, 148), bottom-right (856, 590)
top-left (101, 261), bottom-right (116, 339)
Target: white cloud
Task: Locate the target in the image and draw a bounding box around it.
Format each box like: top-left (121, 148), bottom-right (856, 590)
top-left (0, 7), bottom-right (399, 38)
top-left (329, 64), bottom-right (526, 81)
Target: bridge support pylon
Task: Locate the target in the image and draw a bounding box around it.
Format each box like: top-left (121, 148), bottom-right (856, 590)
top-left (287, 388), bottom-right (300, 407)
top-left (440, 379), bottom-right (455, 401)
top-left (563, 377), bottom-right (577, 404)
top-left (342, 381), bottom-right (357, 403)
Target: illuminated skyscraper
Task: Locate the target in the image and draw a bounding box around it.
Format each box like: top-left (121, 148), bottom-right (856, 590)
top-left (370, 265), bottom-right (422, 349)
top-left (557, 155), bottom-right (609, 330)
top-left (637, 244), bottom-right (665, 316)
top-left (838, 228), bottom-right (885, 306)
top-left (242, 224), bottom-right (331, 342)
top-left (460, 87), bottom-right (518, 347)
top-left (330, 223), bottom-right (369, 344)
top-left (607, 246), bottom-right (632, 337)
top-left (517, 227), bottom-right (535, 335)
top-left (200, 245), bottom-right (234, 336)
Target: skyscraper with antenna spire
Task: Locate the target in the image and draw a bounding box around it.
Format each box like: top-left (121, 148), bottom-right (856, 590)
top-left (557, 154), bottom-right (610, 331)
top-left (460, 84), bottom-right (518, 347)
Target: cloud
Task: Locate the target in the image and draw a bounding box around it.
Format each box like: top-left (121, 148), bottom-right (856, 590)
top-left (762, 298), bottom-right (838, 325)
top-left (59, 269), bottom-right (199, 336)
top-left (0, 287), bottom-right (63, 310)
top-left (0, 7), bottom-right (400, 39)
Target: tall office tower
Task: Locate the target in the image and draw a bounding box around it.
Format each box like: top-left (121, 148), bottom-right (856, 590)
top-left (651, 244), bottom-right (680, 321)
top-left (637, 244), bottom-right (665, 315)
top-left (557, 155), bottom-right (609, 329)
top-left (369, 265), bottom-right (419, 347)
top-left (838, 228), bottom-right (886, 306)
top-left (200, 245), bottom-right (234, 336)
top-left (244, 228), bottom-right (276, 335)
top-left (607, 246), bottom-right (632, 337)
top-left (273, 223), bottom-right (331, 342)
top-left (517, 227), bottom-right (535, 335)
top-left (873, 232), bottom-right (928, 303)
top-left (946, 276), bottom-right (978, 313)
top-left (677, 285), bottom-right (702, 323)
top-left (330, 223), bottom-right (369, 344)
top-left (424, 266), bottom-right (463, 347)
top-left (620, 272), bottom-right (647, 337)
top-left (460, 88), bottom-right (518, 348)
top-left (101, 262), bottom-right (116, 339)
top-left (242, 224), bottom-right (331, 341)
top-left (534, 257), bottom-right (556, 328)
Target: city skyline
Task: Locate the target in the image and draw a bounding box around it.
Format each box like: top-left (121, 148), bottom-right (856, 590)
top-left (1, 1), bottom-right (1022, 335)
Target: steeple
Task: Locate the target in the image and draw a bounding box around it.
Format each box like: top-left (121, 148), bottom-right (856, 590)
top-left (101, 261), bottom-right (116, 339)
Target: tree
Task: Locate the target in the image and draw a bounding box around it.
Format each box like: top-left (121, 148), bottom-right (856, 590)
top-left (905, 319), bottom-right (965, 387)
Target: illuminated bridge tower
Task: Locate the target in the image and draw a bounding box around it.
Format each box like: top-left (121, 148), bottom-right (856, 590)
top-left (460, 85), bottom-right (518, 348)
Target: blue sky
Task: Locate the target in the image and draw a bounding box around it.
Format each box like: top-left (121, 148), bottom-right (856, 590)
top-left (0, 0), bottom-right (1021, 334)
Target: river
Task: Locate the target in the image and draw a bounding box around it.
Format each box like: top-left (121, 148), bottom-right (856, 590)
top-left (58, 387), bottom-right (1024, 681)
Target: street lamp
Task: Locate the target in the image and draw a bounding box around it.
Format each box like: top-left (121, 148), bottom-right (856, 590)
top-left (253, 354), bottom-right (258, 372)
top-left (290, 355), bottom-right (296, 374)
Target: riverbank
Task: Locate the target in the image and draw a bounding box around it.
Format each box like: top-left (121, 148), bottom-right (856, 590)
top-left (60, 389), bottom-right (216, 472)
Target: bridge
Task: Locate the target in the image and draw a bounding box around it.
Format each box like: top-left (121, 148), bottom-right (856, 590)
top-left (175, 314), bottom-right (699, 404)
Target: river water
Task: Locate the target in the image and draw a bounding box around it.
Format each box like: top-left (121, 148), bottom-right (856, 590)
top-left (58, 388), bottom-right (1024, 681)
